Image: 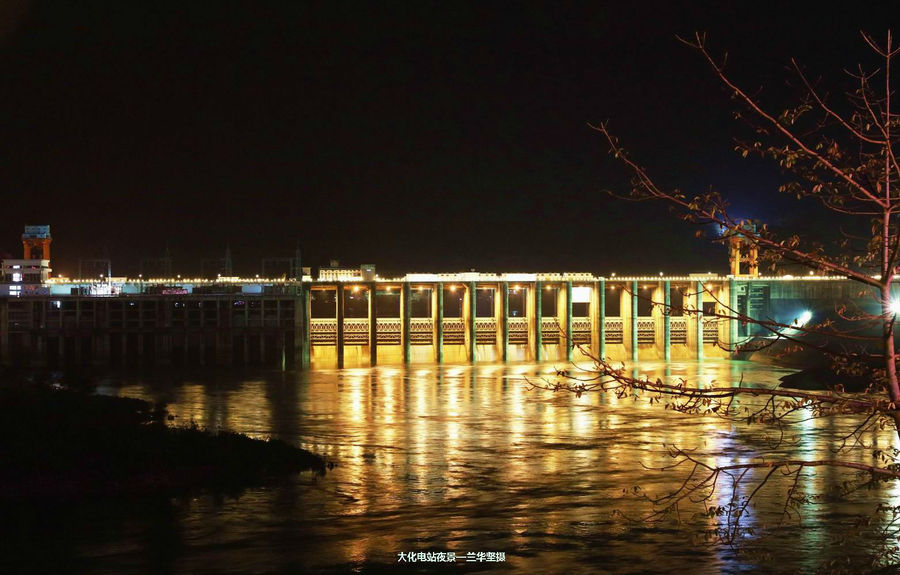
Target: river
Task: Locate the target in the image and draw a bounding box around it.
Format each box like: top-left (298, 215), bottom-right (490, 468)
top-left (5, 360), bottom-right (900, 574)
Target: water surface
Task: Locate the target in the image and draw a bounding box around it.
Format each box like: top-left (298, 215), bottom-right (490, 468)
top-left (6, 360), bottom-right (900, 574)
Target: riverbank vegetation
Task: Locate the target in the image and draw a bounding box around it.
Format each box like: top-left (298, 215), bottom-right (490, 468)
top-left (0, 379), bottom-right (325, 498)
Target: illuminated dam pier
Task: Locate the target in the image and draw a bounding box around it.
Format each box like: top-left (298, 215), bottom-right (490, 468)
top-left (0, 271), bottom-right (854, 369)
top-left (306, 273), bottom-right (729, 367)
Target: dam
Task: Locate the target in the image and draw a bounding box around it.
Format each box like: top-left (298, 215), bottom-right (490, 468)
top-left (0, 272), bottom-right (858, 369)
top-left (0, 225), bottom-right (869, 369)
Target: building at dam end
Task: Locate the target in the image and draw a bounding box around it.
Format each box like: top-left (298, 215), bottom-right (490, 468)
top-left (0, 225), bottom-right (873, 369)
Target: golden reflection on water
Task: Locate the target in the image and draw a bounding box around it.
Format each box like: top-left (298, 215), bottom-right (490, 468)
top-left (101, 360), bottom-right (900, 574)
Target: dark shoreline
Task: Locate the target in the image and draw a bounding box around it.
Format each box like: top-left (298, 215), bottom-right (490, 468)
top-left (0, 383), bottom-right (326, 498)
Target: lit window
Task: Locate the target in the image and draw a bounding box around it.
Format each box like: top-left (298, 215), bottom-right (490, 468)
top-left (12, 272), bottom-right (22, 282)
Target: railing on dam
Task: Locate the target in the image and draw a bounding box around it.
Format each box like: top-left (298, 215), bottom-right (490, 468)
top-left (311, 315), bottom-right (621, 348)
top-left (344, 318), bottom-right (369, 345)
top-left (703, 318), bottom-right (719, 344)
top-left (637, 317), bottom-right (655, 344)
top-left (605, 317), bottom-right (624, 344)
top-left (541, 318), bottom-right (559, 344)
top-left (310, 318), bottom-right (337, 346)
top-left (508, 317), bottom-right (528, 344)
top-left (572, 318), bottom-right (591, 345)
top-left (475, 318), bottom-right (496, 344)
top-left (410, 319), bottom-right (433, 345)
top-left (671, 317), bottom-right (688, 344)
top-left (443, 318), bottom-right (465, 345)
top-left (313, 318), bottom-right (439, 346)
top-left (376, 318), bottom-right (401, 345)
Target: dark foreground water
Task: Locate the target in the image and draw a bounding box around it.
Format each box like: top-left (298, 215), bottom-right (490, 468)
top-left (5, 360), bottom-right (900, 574)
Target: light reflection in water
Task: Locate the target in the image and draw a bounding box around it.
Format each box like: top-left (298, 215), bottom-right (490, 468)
top-left (68, 360), bottom-right (900, 574)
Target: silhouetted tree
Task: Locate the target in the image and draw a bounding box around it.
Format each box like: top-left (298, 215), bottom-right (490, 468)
top-left (541, 31), bottom-right (900, 568)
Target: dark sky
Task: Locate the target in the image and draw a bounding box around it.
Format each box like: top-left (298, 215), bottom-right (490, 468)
top-left (1, 1), bottom-right (898, 277)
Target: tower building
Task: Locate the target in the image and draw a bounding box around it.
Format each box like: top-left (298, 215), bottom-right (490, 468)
top-left (2, 225), bottom-right (53, 287)
top-left (22, 225), bottom-right (51, 260)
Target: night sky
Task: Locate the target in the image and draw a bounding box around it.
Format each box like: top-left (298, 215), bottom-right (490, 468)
top-left (1, 2), bottom-right (898, 277)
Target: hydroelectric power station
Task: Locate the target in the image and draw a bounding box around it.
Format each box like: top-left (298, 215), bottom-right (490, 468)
top-left (0, 225), bottom-right (865, 369)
